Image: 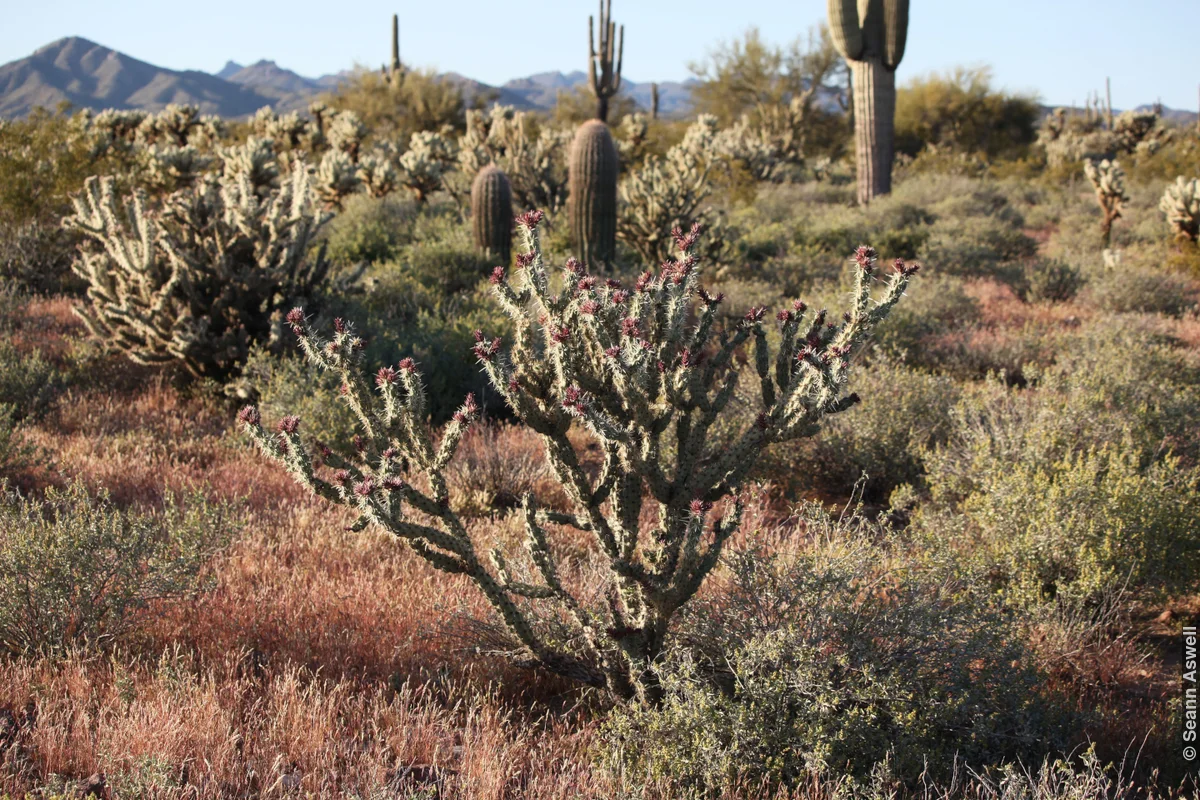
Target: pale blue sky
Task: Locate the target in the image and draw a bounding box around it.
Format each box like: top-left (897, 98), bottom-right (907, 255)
top-left (3, 0), bottom-right (1198, 109)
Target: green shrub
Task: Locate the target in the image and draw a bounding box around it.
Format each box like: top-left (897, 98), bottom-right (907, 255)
top-left (920, 215), bottom-right (1036, 278)
top-left (322, 192), bottom-right (418, 268)
top-left (871, 273), bottom-right (980, 362)
top-left (1021, 258), bottom-right (1085, 303)
top-left (0, 482), bottom-right (235, 653)
top-left (604, 506), bottom-right (1074, 792)
top-left (1085, 267), bottom-right (1197, 318)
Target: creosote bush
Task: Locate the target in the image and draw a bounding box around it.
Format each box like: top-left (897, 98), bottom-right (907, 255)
top-left (0, 482), bottom-right (235, 654)
top-left (240, 210), bottom-right (916, 704)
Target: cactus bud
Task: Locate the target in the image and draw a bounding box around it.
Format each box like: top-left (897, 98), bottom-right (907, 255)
top-left (516, 209), bottom-right (545, 230)
top-left (237, 405), bottom-right (261, 426)
top-left (376, 367), bottom-right (398, 386)
top-left (277, 415), bottom-right (300, 434)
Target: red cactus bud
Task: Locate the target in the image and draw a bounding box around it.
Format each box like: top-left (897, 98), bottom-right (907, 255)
top-left (698, 288), bottom-right (724, 307)
top-left (333, 318), bottom-right (346, 334)
top-left (490, 266), bottom-right (506, 284)
top-left (604, 346), bottom-right (621, 359)
top-left (324, 342), bottom-right (339, 357)
top-left (776, 309), bottom-right (792, 323)
top-left (561, 386), bottom-right (587, 414)
top-left (472, 333), bottom-right (502, 361)
top-left (516, 209), bottom-right (545, 230)
top-left (621, 317), bottom-right (640, 337)
top-left (636, 271), bottom-right (654, 293)
top-left (354, 479), bottom-right (375, 497)
top-left (742, 306), bottom-right (766, 326)
top-left (897, 260), bottom-right (921, 277)
top-left (581, 300), bottom-right (600, 315)
top-left (507, 376), bottom-right (522, 393)
top-left (578, 276), bottom-right (598, 291)
top-left (853, 246), bottom-right (878, 270)
top-left (376, 367), bottom-right (398, 386)
top-left (453, 410), bottom-right (467, 423)
top-left (382, 447), bottom-right (397, 459)
top-left (462, 393), bottom-right (478, 415)
top-left (383, 476), bottom-right (406, 491)
top-left (843, 311), bottom-right (852, 323)
top-left (611, 290), bottom-right (629, 305)
top-left (398, 357), bottom-right (416, 372)
top-left (277, 415), bottom-right (300, 434)
top-left (793, 300), bottom-right (807, 313)
top-left (339, 382), bottom-right (350, 396)
top-left (565, 257), bottom-right (584, 275)
top-left (333, 469), bottom-right (351, 485)
top-left (680, 348), bottom-right (704, 368)
top-left (689, 498), bottom-right (712, 516)
top-left (237, 405), bottom-right (261, 426)
top-left (673, 222), bottom-right (702, 253)
top-left (286, 307), bottom-right (305, 326)
top-left (656, 360), bottom-right (666, 373)
top-left (515, 252), bottom-right (536, 269)
top-left (549, 325), bottom-right (571, 344)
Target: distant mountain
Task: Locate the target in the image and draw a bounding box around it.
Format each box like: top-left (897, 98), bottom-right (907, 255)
top-left (499, 71), bottom-right (695, 116)
top-left (0, 37), bottom-right (275, 118)
top-left (215, 60), bottom-right (244, 80)
top-left (225, 59), bottom-right (320, 98)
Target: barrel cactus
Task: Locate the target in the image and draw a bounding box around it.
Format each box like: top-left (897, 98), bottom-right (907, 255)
top-left (827, 0), bottom-right (909, 204)
top-left (472, 165), bottom-right (514, 265)
top-left (569, 119), bottom-right (619, 268)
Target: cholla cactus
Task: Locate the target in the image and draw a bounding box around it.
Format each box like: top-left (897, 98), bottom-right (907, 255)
top-left (1113, 110), bottom-right (1172, 156)
top-left (617, 115), bottom-right (727, 266)
top-left (64, 161), bottom-right (331, 380)
top-left (316, 150), bottom-right (363, 210)
top-left (137, 104), bottom-right (204, 147)
top-left (140, 143), bottom-right (214, 194)
top-left (220, 136), bottom-right (280, 194)
top-left (358, 144), bottom-right (400, 198)
top-left (251, 108), bottom-right (319, 152)
top-left (328, 111), bottom-right (368, 162)
top-left (1160, 177), bottom-right (1200, 242)
top-left (71, 109), bottom-right (149, 158)
top-left (724, 95), bottom-right (810, 182)
top-left (1083, 159), bottom-right (1128, 246)
top-left (399, 131), bottom-right (456, 204)
top-left (239, 213), bottom-right (916, 704)
top-left (617, 113), bottom-right (649, 163)
top-left (460, 106), bottom-right (571, 214)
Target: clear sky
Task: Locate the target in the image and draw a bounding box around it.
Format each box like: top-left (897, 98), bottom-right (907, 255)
top-left (3, 0), bottom-right (1198, 109)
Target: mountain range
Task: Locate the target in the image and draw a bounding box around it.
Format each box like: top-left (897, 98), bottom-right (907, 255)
top-left (0, 36), bottom-right (695, 119)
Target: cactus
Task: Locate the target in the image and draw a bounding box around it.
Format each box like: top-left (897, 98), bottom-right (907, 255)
top-left (459, 106), bottom-right (571, 215)
top-left (220, 136), bottom-right (280, 194)
top-left (358, 143), bottom-right (400, 198)
top-left (64, 150), bottom-right (331, 381)
top-left (472, 165), bottom-right (514, 265)
top-left (650, 83), bottom-right (660, 120)
top-left (382, 13), bottom-right (405, 87)
top-left (398, 130), bottom-right (456, 204)
top-left (617, 115), bottom-right (727, 266)
top-left (240, 211), bottom-right (917, 703)
top-left (587, 0), bottom-right (624, 122)
top-left (316, 149), bottom-right (362, 209)
top-left (1083, 159), bottom-right (1128, 247)
top-left (1160, 177), bottom-right (1200, 243)
top-left (827, 0), bottom-right (908, 203)
top-left (569, 120), bottom-right (619, 268)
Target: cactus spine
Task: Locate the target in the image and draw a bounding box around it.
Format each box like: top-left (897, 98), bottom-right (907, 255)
top-left (587, 0), bottom-right (624, 122)
top-left (827, 0), bottom-right (909, 204)
top-left (472, 166), bottom-right (514, 265)
top-left (569, 119), bottom-right (619, 268)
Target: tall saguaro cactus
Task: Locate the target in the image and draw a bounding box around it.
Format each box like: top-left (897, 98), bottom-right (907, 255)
top-left (569, 120), bottom-right (619, 268)
top-left (472, 165), bottom-right (514, 265)
top-left (588, 0), bottom-right (624, 122)
top-left (382, 13), bottom-right (404, 86)
top-left (827, 0), bottom-right (909, 204)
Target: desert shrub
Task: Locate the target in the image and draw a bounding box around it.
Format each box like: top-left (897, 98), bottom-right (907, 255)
top-left (0, 482), bottom-right (235, 654)
top-left (0, 340), bottom-right (59, 421)
top-left (894, 66), bottom-right (1039, 160)
top-left (240, 221), bottom-right (916, 702)
top-left (390, 213), bottom-right (494, 295)
top-left (781, 360), bottom-right (960, 498)
top-left (603, 507), bottom-right (1074, 791)
top-left (1021, 258), bottom-right (1085, 303)
top-left (1085, 267), bottom-right (1197, 318)
top-left (322, 68), bottom-right (466, 144)
top-left (0, 218), bottom-right (82, 295)
top-left (322, 192), bottom-right (418, 268)
top-left (65, 149), bottom-right (332, 382)
top-left (920, 215), bottom-right (1037, 278)
top-left (446, 422), bottom-right (552, 515)
top-left (871, 273), bottom-right (980, 362)
top-left (922, 320), bottom-right (1200, 603)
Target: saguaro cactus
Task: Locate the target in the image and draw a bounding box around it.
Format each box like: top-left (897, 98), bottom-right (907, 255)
top-left (650, 83), bottom-right (660, 121)
top-left (588, 0), bottom-right (624, 122)
top-left (827, 0), bottom-right (909, 204)
top-left (382, 13), bottom-right (404, 86)
top-left (569, 119), bottom-right (619, 268)
top-left (472, 165), bottom-right (514, 265)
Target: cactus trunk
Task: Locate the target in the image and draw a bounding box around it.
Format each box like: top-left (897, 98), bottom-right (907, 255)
top-left (569, 120), bottom-right (619, 268)
top-left (850, 56), bottom-right (896, 204)
top-left (472, 166), bottom-right (514, 265)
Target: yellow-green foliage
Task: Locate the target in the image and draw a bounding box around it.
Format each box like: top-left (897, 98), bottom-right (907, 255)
top-left (322, 67), bottom-right (465, 144)
top-left (895, 67), bottom-right (1040, 159)
top-left (0, 482), bottom-right (235, 654)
